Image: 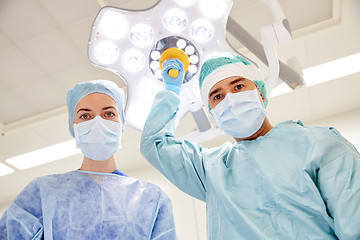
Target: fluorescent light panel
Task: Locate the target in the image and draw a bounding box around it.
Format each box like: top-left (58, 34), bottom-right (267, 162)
top-left (6, 140), bottom-right (81, 170)
top-left (304, 52), bottom-right (360, 86)
top-left (269, 82), bottom-right (292, 97)
top-left (270, 52), bottom-right (360, 97)
top-left (0, 163), bottom-right (14, 176)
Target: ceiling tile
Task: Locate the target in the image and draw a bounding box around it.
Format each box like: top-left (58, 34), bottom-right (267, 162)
top-left (94, 68), bottom-right (126, 88)
top-left (38, 0), bottom-right (100, 26)
top-left (0, 82), bottom-right (9, 93)
top-left (306, 23), bottom-right (360, 67)
top-left (18, 30), bottom-right (86, 75)
top-left (62, 16), bottom-right (96, 57)
top-left (107, 0), bottom-right (158, 10)
top-left (0, 0), bottom-right (57, 43)
top-left (229, 0), bottom-right (334, 42)
top-left (277, 39), bottom-right (307, 68)
top-left (229, 1), bottom-right (270, 41)
top-left (279, 0), bottom-right (333, 30)
top-left (0, 89), bottom-right (35, 124)
top-left (0, 127), bottom-right (47, 160)
top-left (0, 47), bottom-right (45, 89)
top-left (232, 0), bottom-right (259, 9)
top-left (12, 78), bottom-right (66, 113)
top-left (31, 112), bottom-right (71, 145)
top-left (309, 72), bottom-right (360, 122)
top-left (50, 63), bottom-right (100, 92)
top-left (0, 32), bottom-right (12, 51)
top-left (344, 0), bottom-right (360, 24)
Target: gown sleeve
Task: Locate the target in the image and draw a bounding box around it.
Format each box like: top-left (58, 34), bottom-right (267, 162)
top-left (150, 192), bottom-right (177, 240)
top-left (316, 127), bottom-right (360, 240)
top-left (0, 179), bottom-right (44, 240)
top-left (140, 90), bottom-right (207, 201)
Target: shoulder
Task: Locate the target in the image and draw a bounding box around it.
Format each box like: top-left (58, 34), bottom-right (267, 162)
top-left (274, 120), bottom-right (339, 139)
top-left (34, 171), bottom-right (77, 185)
top-left (21, 172), bottom-right (66, 189)
top-left (288, 120), bottom-right (358, 156)
top-left (119, 175), bottom-right (165, 194)
top-left (203, 141), bottom-right (235, 163)
top-left (127, 177), bottom-right (172, 202)
top-left (131, 177), bottom-right (165, 193)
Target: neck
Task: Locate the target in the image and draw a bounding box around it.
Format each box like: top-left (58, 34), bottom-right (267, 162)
top-left (234, 117), bottom-right (273, 142)
top-left (79, 155), bottom-right (117, 173)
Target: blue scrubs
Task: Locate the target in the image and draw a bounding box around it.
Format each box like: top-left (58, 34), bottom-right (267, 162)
top-left (0, 170), bottom-right (176, 239)
top-left (140, 90), bottom-right (360, 240)
top-left (112, 169), bottom-right (127, 176)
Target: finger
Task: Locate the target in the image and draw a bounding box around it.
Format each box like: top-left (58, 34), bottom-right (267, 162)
top-left (174, 58), bottom-right (184, 69)
top-left (161, 69), bottom-right (170, 79)
top-left (163, 58), bottom-right (177, 68)
top-left (163, 58), bottom-right (181, 70)
top-left (163, 65), bottom-right (177, 72)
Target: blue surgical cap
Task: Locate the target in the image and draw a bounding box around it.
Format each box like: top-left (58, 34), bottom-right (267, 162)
top-left (198, 53), bottom-right (268, 108)
top-left (66, 80), bottom-right (125, 137)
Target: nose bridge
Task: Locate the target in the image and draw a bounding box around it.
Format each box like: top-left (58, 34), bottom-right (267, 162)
top-left (93, 115), bottom-right (103, 122)
top-left (93, 108), bottom-right (106, 119)
top-left (225, 83), bottom-right (236, 96)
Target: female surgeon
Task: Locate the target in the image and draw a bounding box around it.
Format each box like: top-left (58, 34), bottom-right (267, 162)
top-left (0, 80), bottom-right (177, 240)
top-left (140, 55), bottom-right (360, 239)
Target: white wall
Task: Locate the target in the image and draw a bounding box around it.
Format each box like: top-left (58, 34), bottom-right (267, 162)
top-left (308, 109), bottom-right (360, 152)
top-left (0, 204), bottom-right (9, 217)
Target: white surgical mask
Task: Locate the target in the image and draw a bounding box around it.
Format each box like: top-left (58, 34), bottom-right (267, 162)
top-left (73, 116), bottom-right (122, 161)
top-left (210, 89), bottom-right (266, 138)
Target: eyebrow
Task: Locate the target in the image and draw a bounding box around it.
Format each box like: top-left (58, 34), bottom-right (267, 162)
top-left (208, 87), bottom-right (223, 100)
top-left (77, 108), bottom-right (91, 114)
top-left (76, 106), bottom-right (117, 114)
top-left (229, 77), bottom-right (246, 85)
top-left (102, 106), bottom-right (117, 111)
top-left (208, 78), bottom-right (247, 99)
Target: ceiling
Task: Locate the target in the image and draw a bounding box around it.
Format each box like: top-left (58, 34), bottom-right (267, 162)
top-left (1, 0), bottom-right (360, 208)
top-left (0, 0), bottom-right (340, 125)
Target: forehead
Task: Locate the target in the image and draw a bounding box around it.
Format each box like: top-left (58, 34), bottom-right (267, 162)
top-left (209, 76), bottom-right (254, 92)
top-left (75, 92), bottom-right (118, 110)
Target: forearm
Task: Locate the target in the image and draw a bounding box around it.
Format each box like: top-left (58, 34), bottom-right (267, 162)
top-left (316, 127), bottom-right (360, 239)
top-left (140, 90), bottom-right (206, 200)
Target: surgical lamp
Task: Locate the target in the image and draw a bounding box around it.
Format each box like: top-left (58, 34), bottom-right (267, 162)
top-left (88, 0), bottom-right (293, 138)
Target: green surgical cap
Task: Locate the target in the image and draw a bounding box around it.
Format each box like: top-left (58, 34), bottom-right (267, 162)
top-left (199, 54), bottom-right (252, 90)
top-left (199, 53), bottom-right (268, 108)
top-left (253, 80), bottom-right (268, 108)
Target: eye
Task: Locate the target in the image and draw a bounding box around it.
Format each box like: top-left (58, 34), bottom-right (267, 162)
top-left (80, 113), bottom-right (91, 120)
top-left (235, 84), bottom-right (244, 91)
top-left (213, 94), bottom-right (223, 101)
top-left (104, 111), bottom-right (116, 118)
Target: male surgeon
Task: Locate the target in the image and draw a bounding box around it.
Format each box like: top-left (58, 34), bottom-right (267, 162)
top-left (140, 54), bottom-right (360, 239)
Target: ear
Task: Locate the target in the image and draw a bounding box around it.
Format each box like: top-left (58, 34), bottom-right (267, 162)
top-left (256, 89), bottom-right (265, 102)
top-left (261, 93), bottom-right (266, 103)
top-left (256, 89), bottom-right (266, 108)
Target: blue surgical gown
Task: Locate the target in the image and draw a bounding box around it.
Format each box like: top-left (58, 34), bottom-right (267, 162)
top-left (140, 90), bottom-right (360, 240)
top-left (0, 170), bottom-right (176, 240)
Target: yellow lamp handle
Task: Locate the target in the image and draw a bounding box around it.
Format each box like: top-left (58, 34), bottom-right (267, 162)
top-left (168, 69), bottom-right (179, 78)
top-left (159, 48), bottom-right (190, 79)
